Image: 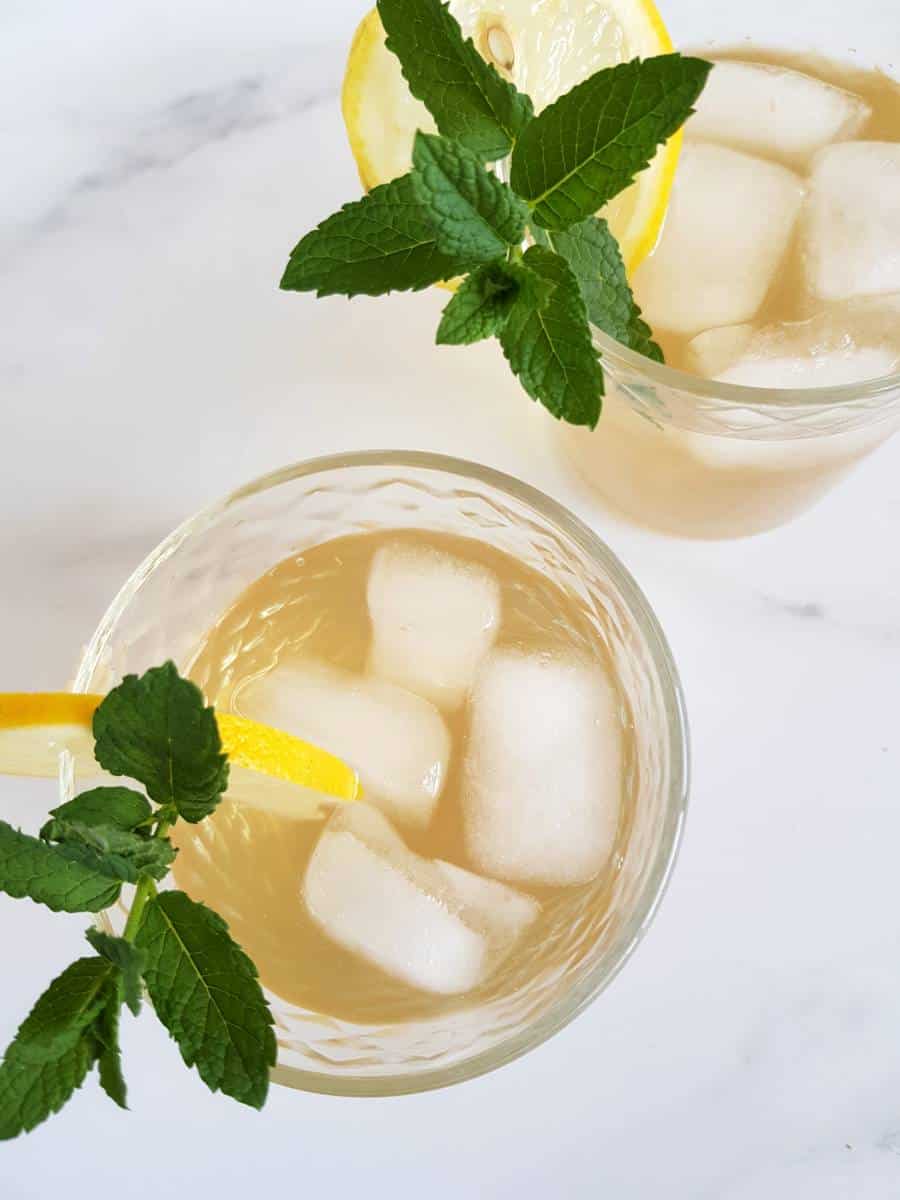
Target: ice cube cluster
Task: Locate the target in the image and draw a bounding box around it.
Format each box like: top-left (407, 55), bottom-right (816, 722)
top-left (240, 541), bottom-right (625, 997)
top-left (304, 803), bottom-right (539, 995)
top-left (633, 60), bottom-right (900, 389)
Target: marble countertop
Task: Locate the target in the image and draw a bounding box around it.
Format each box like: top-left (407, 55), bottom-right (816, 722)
top-left (2, 2), bottom-right (899, 1196)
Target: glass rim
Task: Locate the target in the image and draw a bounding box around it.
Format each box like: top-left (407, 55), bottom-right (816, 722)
top-left (74, 450), bottom-right (691, 1097)
top-left (592, 324), bottom-right (900, 410)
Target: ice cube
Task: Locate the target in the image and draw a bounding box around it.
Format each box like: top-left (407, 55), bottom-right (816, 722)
top-left (633, 143), bottom-right (805, 336)
top-left (239, 659), bottom-right (450, 829)
top-left (803, 142), bottom-right (900, 301)
top-left (303, 804), bottom-right (538, 995)
top-left (686, 307), bottom-right (900, 389)
top-left (462, 651), bottom-right (623, 887)
top-left (687, 61), bottom-right (871, 166)
top-left (717, 343), bottom-right (896, 390)
top-left (367, 542), bottom-right (501, 710)
top-left (686, 325), bottom-right (755, 378)
top-left (677, 304), bottom-right (900, 471)
top-left (434, 859), bottom-right (540, 949)
top-left (303, 804), bottom-right (487, 995)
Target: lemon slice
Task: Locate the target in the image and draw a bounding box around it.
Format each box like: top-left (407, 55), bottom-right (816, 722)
top-left (343, 0), bottom-right (679, 273)
top-left (0, 693), bottom-right (360, 819)
top-left (0, 693), bottom-right (100, 777)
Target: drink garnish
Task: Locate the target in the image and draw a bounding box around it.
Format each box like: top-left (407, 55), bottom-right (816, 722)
top-left (0, 664), bottom-right (292, 1138)
top-left (280, 0), bottom-right (712, 428)
top-left (0, 689), bottom-right (361, 806)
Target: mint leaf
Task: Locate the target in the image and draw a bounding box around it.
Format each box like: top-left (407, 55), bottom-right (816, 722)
top-left (505, 258), bottom-right (557, 308)
top-left (511, 55), bottom-right (712, 230)
top-left (46, 822), bottom-right (176, 885)
top-left (498, 245), bottom-right (604, 428)
top-left (0, 1036), bottom-right (94, 1141)
top-left (411, 130), bottom-right (529, 255)
top-left (0, 821), bottom-right (121, 914)
top-left (534, 218), bottom-right (663, 361)
top-left (377, 0), bottom-right (533, 161)
top-left (136, 891), bottom-right (276, 1109)
top-left (412, 132), bottom-right (529, 262)
top-left (44, 787), bottom-right (152, 835)
top-left (86, 930), bottom-right (146, 1016)
top-left (93, 662), bottom-right (228, 825)
top-left (436, 264), bottom-right (519, 345)
top-left (94, 984), bottom-right (127, 1110)
top-left (0, 957), bottom-right (117, 1140)
top-left (9, 957), bottom-right (116, 1063)
top-left (281, 173), bottom-right (467, 298)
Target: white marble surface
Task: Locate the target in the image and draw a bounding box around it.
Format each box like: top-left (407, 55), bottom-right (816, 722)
top-left (2, 2), bottom-right (900, 1195)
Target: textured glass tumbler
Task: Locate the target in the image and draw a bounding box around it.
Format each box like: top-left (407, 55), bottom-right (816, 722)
top-left (563, 0), bottom-right (900, 539)
top-left (72, 452), bottom-right (688, 1096)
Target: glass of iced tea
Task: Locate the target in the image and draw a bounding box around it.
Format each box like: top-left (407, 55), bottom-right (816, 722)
top-left (563, 0), bottom-right (900, 538)
top-left (71, 452), bottom-right (688, 1095)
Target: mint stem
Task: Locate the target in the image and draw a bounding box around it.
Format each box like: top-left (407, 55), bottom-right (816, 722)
top-left (122, 875), bottom-right (157, 944)
top-left (121, 818), bottom-right (168, 944)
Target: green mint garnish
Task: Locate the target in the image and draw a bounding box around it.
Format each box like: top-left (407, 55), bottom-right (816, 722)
top-left (0, 822), bottom-right (122, 914)
top-left (436, 263), bottom-right (520, 345)
top-left (0, 663), bottom-right (275, 1140)
top-left (0, 957), bottom-right (120, 1139)
top-left (42, 821), bottom-right (177, 885)
top-left (412, 132), bottom-right (530, 261)
top-left (85, 929), bottom-right (146, 1017)
top-left (135, 891), bottom-right (276, 1110)
top-left (377, 0), bottom-right (533, 161)
top-left (280, 2), bottom-right (712, 427)
top-left (43, 786), bottom-right (152, 834)
top-left (510, 55), bottom-right (712, 230)
top-left (499, 246), bottom-right (606, 428)
top-left (94, 978), bottom-right (128, 1110)
top-left (281, 173), bottom-right (468, 298)
top-left (532, 218), bottom-right (664, 362)
top-left (93, 661), bottom-right (229, 825)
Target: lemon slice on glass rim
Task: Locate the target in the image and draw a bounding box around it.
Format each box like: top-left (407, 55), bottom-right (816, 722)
top-left (343, 0), bottom-right (680, 274)
top-left (0, 693), bottom-right (360, 821)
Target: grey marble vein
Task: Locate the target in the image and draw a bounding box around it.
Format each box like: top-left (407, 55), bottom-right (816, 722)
top-left (15, 71), bottom-right (338, 255)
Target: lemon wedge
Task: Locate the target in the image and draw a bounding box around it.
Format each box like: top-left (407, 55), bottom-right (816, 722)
top-left (343, 0), bottom-right (680, 273)
top-left (0, 693), bottom-right (360, 819)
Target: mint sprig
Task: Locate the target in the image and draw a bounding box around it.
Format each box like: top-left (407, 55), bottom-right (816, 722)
top-left (280, 3), bottom-right (711, 428)
top-left (0, 663), bottom-right (276, 1140)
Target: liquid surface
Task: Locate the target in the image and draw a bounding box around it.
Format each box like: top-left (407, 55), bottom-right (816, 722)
top-left (176, 531), bottom-right (635, 1024)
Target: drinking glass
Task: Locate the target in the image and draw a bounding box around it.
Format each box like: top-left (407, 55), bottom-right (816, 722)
top-left (563, 0), bottom-right (900, 539)
top-left (70, 452), bottom-right (688, 1095)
